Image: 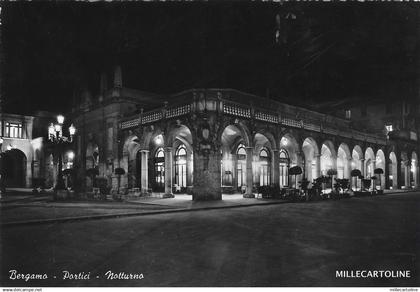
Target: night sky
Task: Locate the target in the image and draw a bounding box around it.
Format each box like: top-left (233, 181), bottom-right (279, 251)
top-left (1, 2), bottom-right (419, 115)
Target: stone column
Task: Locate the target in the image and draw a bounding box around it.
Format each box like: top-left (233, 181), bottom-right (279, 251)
top-left (192, 147), bottom-right (222, 200)
top-left (163, 147), bottom-right (174, 198)
top-left (396, 159), bottom-right (403, 189)
top-left (385, 156), bottom-right (391, 189)
top-left (404, 162), bottom-right (410, 188)
top-left (244, 147), bottom-right (255, 198)
top-left (140, 150), bottom-right (149, 195)
top-left (359, 159), bottom-right (364, 177)
top-left (272, 149), bottom-right (280, 185)
top-left (371, 159), bottom-right (376, 190)
top-left (347, 158), bottom-right (353, 189)
top-left (315, 154), bottom-right (321, 178)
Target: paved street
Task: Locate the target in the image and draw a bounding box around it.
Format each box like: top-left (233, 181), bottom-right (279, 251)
top-left (1, 192), bottom-right (419, 287)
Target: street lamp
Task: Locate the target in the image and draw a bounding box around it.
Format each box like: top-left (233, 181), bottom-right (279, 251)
top-left (48, 115), bottom-right (76, 191)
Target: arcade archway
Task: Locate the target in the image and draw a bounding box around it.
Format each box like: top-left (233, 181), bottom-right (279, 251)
top-left (1, 149), bottom-right (27, 187)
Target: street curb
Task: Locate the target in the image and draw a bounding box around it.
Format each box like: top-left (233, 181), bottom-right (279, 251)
top-left (1, 190), bottom-right (418, 227)
top-left (1, 200), bottom-right (289, 227)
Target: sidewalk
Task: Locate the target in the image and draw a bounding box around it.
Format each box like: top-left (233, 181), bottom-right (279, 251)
top-left (1, 188), bottom-right (418, 227)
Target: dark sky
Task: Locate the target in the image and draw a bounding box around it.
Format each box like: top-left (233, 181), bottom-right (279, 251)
top-left (1, 2), bottom-right (419, 114)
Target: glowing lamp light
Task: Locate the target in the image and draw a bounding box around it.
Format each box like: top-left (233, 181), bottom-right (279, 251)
top-left (67, 151), bottom-right (75, 160)
top-left (57, 115), bottom-right (65, 124)
top-left (69, 124), bottom-right (76, 136)
top-left (54, 124), bottom-right (62, 133)
top-left (155, 136), bottom-right (163, 145)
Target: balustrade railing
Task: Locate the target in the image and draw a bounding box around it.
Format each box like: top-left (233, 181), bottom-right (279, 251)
top-left (119, 93), bottom-right (387, 145)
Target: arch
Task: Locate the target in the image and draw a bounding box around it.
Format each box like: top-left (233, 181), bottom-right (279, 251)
top-left (123, 135), bottom-right (140, 157)
top-left (235, 143), bottom-right (247, 189)
top-left (280, 133), bottom-right (300, 165)
top-left (174, 144), bottom-right (188, 189)
top-left (220, 124), bottom-right (251, 191)
top-left (259, 147), bottom-right (271, 186)
top-left (351, 145), bottom-right (364, 190)
top-left (337, 143), bottom-right (351, 179)
top-left (166, 124), bottom-right (193, 148)
top-left (320, 141), bottom-right (336, 176)
top-left (255, 129), bottom-right (278, 150)
top-left (364, 147), bottom-right (375, 178)
top-left (389, 152), bottom-right (398, 189)
top-left (1, 149), bottom-right (27, 187)
top-left (152, 147), bottom-right (165, 192)
top-left (375, 149), bottom-right (386, 190)
top-left (302, 137), bottom-right (319, 182)
top-left (279, 148), bottom-right (290, 187)
top-left (254, 132), bottom-right (275, 187)
top-left (141, 125), bottom-right (166, 151)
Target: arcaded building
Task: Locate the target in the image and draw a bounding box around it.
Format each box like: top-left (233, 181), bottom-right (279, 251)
top-left (69, 67), bottom-right (419, 200)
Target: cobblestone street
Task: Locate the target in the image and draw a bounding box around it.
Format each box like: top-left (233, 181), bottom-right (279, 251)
top-left (1, 192), bottom-right (418, 287)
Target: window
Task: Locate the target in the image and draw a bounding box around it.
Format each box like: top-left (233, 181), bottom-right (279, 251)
top-left (279, 149), bottom-right (289, 187)
top-left (154, 148), bottom-right (165, 191)
top-left (259, 148), bottom-right (271, 186)
top-left (345, 110), bottom-right (351, 119)
top-left (385, 124), bottom-right (393, 133)
top-left (237, 144), bottom-right (246, 188)
top-left (5, 122), bottom-right (22, 138)
top-left (175, 145), bottom-right (187, 188)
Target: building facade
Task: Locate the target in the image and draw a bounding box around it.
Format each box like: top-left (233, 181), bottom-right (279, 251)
top-left (0, 111), bottom-right (73, 189)
top-left (69, 67), bottom-right (419, 200)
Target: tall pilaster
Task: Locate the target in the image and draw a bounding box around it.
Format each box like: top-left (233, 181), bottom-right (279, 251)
top-left (140, 150), bottom-right (149, 195)
top-left (360, 158), bottom-right (365, 177)
top-left (315, 154), bottom-right (321, 178)
top-left (272, 149), bottom-right (280, 185)
top-left (163, 147), bottom-right (174, 198)
top-left (244, 147), bottom-right (255, 198)
top-left (396, 159), bottom-right (403, 189)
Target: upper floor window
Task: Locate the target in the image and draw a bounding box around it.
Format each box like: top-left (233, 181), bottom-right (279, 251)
top-left (345, 110), bottom-right (351, 119)
top-left (5, 122), bottom-right (22, 138)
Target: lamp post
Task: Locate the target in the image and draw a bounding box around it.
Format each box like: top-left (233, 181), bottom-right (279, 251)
top-left (48, 115), bottom-right (76, 191)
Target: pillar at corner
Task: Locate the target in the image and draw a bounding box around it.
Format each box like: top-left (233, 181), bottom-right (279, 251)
top-left (163, 147), bottom-right (174, 198)
top-left (244, 146), bottom-right (255, 198)
top-left (140, 150), bottom-right (149, 195)
top-left (192, 149), bottom-right (222, 201)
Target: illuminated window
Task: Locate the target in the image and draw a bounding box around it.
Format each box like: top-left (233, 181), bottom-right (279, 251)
top-left (237, 144), bottom-right (246, 188)
top-left (175, 145), bottom-right (187, 188)
top-left (259, 148), bottom-right (271, 186)
top-left (5, 122), bottom-right (22, 138)
top-left (279, 149), bottom-right (289, 187)
top-left (345, 110), bottom-right (351, 119)
top-left (154, 148), bottom-right (165, 191)
top-left (385, 124), bottom-right (393, 133)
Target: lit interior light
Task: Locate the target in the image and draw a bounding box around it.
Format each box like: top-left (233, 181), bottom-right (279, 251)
top-left (155, 136), bottom-right (163, 145)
